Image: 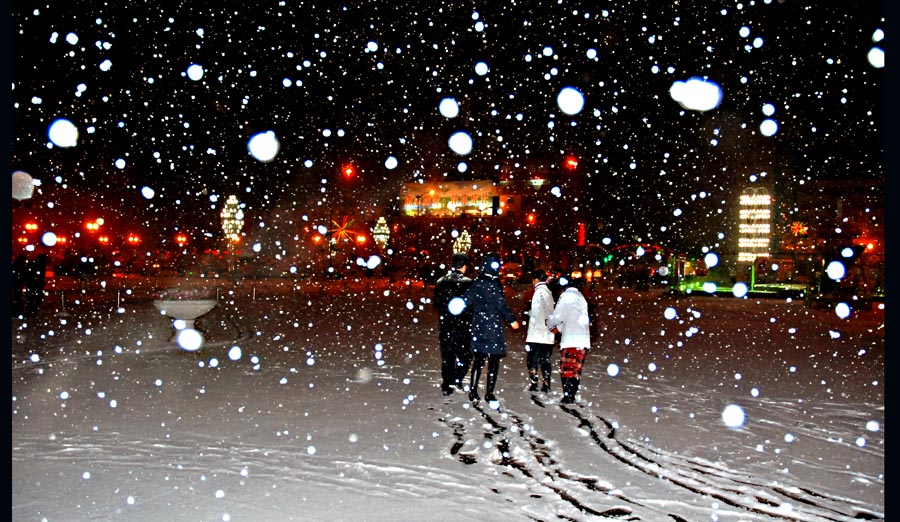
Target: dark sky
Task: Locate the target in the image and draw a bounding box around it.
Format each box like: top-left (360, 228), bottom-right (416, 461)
top-left (10, 0), bottom-right (886, 251)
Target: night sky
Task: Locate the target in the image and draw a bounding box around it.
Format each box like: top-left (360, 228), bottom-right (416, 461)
top-left (10, 0), bottom-right (886, 253)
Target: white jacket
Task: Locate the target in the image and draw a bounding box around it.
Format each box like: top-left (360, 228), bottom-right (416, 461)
top-left (547, 287), bottom-right (591, 350)
top-left (525, 282), bottom-right (556, 344)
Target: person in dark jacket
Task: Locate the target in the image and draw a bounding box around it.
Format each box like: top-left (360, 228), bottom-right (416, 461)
top-left (433, 252), bottom-right (474, 396)
top-left (465, 252), bottom-right (520, 404)
top-left (24, 253), bottom-right (49, 318)
top-left (12, 254), bottom-right (28, 317)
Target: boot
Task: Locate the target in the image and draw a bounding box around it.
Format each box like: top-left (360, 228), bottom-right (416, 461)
top-left (561, 378), bottom-right (575, 404)
top-left (527, 369), bottom-right (539, 392)
top-left (485, 367), bottom-right (498, 402)
top-left (540, 367), bottom-right (552, 393)
top-left (468, 366), bottom-right (481, 402)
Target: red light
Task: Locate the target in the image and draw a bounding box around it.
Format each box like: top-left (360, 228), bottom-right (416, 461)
top-left (526, 213), bottom-right (536, 225)
top-left (565, 156), bottom-right (579, 170)
top-left (25, 222), bottom-right (38, 231)
top-left (343, 164), bottom-right (356, 178)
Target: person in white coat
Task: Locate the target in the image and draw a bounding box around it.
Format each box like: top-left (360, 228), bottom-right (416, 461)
top-left (523, 269), bottom-right (556, 392)
top-left (547, 275), bottom-right (591, 404)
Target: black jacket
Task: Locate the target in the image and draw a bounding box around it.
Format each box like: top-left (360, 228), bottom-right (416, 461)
top-left (433, 268), bottom-right (473, 329)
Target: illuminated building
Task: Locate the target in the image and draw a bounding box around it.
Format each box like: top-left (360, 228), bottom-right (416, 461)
top-left (737, 187), bottom-right (773, 263)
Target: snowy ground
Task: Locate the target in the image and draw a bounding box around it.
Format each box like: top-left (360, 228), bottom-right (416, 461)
top-left (12, 275), bottom-right (884, 521)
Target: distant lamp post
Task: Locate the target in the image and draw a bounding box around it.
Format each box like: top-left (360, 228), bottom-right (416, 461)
top-left (372, 217), bottom-right (390, 249)
top-left (220, 195), bottom-right (245, 271)
top-left (453, 229), bottom-right (472, 254)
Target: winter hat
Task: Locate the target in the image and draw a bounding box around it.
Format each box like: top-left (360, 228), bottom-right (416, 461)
top-left (451, 252), bottom-right (469, 269)
top-left (482, 252), bottom-right (502, 276)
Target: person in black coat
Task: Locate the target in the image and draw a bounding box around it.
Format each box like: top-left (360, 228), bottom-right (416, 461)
top-left (24, 253), bottom-right (49, 318)
top-left (433, 253), bottom-right (474, 396)
top-left (464, 252), bottom-right (520, 403)
top-left (12, 254), bottom-right (28, 317)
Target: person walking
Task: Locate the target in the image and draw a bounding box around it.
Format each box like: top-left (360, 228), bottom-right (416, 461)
top-left (547, 275), bottom-right (591, 404)
top-left (523, 269), bottom-right (556, 392)
top-left (12, 254), bottom-right (28, 317)
top-left (433, 252), bottom-right (474, 396)
top-left (465, 252), bottom-right (520, 404)
top-left (24, 253), bottom-right (49, 318)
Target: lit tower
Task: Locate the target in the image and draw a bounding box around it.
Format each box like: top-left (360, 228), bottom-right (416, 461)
top-left (737, 187), bottom-right (773, 263)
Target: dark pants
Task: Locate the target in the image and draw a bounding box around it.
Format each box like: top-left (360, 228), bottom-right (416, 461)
top-left (469, 353), bottom-right (502, 397)
top-left (525, 342), bottom-right (554, 384)
top-left (440, 326), bottom-right (472, 391)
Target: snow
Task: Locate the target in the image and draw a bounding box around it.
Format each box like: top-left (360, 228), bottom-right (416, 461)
top-left (12, 276), bottom-right (884, 521)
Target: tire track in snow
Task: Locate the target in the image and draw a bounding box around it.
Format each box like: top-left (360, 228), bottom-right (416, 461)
top-left (558, 405), bottom-right (882, 522)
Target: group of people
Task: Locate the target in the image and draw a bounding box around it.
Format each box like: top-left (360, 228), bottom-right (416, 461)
top-left (433, 251), bottom-right (592, 405)
top-left (11, 253), bottom-right (49, 318)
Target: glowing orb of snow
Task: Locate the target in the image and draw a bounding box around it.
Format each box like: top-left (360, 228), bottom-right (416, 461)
top-left (247, 131), bottom-right (280, 162)
top-left (550, 186), bottom-right (562, 197)
top-left (366, 255), bottom-right (382, 269)
top-left (366, 41), bottom-right (378, 52)
top-left (215, 489), bottom-right (225, 499)
top-left (474, 61), bottom-right (489, 75)
top-left (762, 103), bottom-right (776, 116)
top-left (704, 252), bottom-right (719, 268)
top-left (657, 266), bottom-right (669, 277)
top-left (12, 171), bottom-right (35, 200)
top-left (732, 282), bottom-right (749, 298)
top-left (663, 307), bottom-right (677, 320)
top-left (856, 436), bottom-right (867, 447)
top-left (868, 47), bottom-right (884, 68)
top-left (252, 243), bottom-right (262, 253)
top-left (607, 363), bottom-right (620, 377)
top-left (866, 420), bottom-right (880, 432)
top-left (669, 77), bottom-right (723, 112)
top-left (187, 64), bottom-right (204, 81)
top-left (751, 388), bottom-right (760, 397)
top-left (115, 158), bottom-right (126, 169)
top-left (439, 98), bottom-right (460, 118)
top-left (702, 282), bottom-right (718, 294)
top-left (825, 260), bottom-right (846, 281)
top-left (41, 232), bottom-right (58, 246)
top-left (448, 131), bottom-right (473, 155)
top-left (602, 237), bottom-right (612, 245)
top-left (648, 362), bottom-right (657, 372)
top-left (228, 346), bottom-right (242, 361)
top-left (48, 118), bottom-right (79, 147)
top-left (840, 247), bottom-right (855, 258)
top-left (141, 186), bottom-right (155, 199)
top-left (384, 156), bottom-right (398, 169)
top-left (557, 86), bottom-right (585, 115)
top-left (722, 404), bottom-right (746, 428)
top-left (448, 297), bottom-right (467, 316)
top-left (760, 119), bottom-right (779, 137)
top-left (176, 329), bottom-right (204, 351)
top-left (834, 302), bottom-right (851, 319)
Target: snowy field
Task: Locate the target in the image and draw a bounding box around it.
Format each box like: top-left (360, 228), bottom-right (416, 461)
top-left (12, 276), bottom-right (884, 521)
